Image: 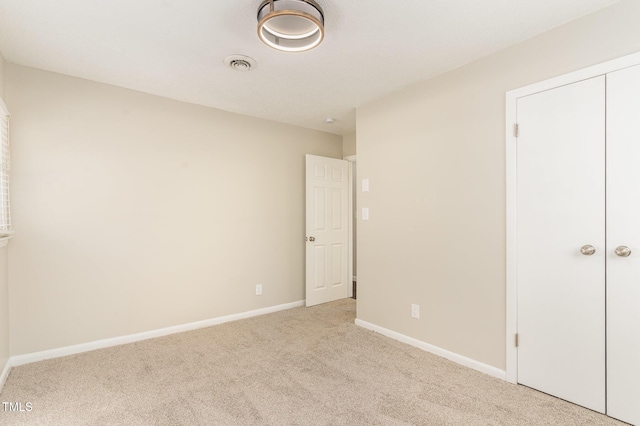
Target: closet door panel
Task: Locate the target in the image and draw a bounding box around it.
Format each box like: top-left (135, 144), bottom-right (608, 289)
top-left (606, 64), bottom-right (640, 426)
top-left (516, 76), bottom-right (606, 413)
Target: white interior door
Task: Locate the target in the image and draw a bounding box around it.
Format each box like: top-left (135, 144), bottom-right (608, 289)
top-left (305, 155), bottom-right (349, 307)
top-left (516, 76), bottom-right (606, 413)
top-left (606, 64), bottom-right (640, 426)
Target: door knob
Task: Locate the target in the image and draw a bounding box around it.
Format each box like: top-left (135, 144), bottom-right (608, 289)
top-left (615, 246), bottom-right (631, 257)
top-left (580, 245), bottom-right (596, 256)
top-left (308, 236), bottom-right (316, 242)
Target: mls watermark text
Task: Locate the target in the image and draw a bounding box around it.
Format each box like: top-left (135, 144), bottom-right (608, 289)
top-left (2, 402), bottom-right (33, 412)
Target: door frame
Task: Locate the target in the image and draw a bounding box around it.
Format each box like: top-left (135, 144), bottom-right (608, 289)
top-left (505, 51), bottom-right (640, 384)
top-left (344, 155), bottom-right (356, 298)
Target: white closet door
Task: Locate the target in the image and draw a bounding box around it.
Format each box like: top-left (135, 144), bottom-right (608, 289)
top-left (516, 76), bottom-right (606, 413)
top-left (305, 155), bottom-right (349, 307)
top-left (606, 64), bottom-right (640, 426)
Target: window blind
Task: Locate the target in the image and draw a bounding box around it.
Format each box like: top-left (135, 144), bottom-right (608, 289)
top-left (0, 98), bottom-right (11, 233)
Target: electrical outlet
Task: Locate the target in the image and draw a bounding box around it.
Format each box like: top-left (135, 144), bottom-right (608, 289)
top-left (256, 284), bottom-right (263, 295)
top-left (411, 304), bottom-right (420, 319)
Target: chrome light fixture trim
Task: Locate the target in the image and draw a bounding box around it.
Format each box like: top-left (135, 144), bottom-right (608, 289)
top-left (257, 0), bottom-right (325, 52)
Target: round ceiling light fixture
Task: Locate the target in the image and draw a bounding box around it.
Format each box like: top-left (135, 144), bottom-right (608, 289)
top-left (257, 0), bottom-right (324, 52)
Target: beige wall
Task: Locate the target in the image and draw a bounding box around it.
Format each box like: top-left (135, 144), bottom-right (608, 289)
top-left (0, 52), bottom-right (5, 99)
top-left (342, 133), bottom-right (356, 157)
top-left (356, 0), bottom-right (640, 370)
top-left (0, 244), bottom-right (8, 373)
top-left (0, 52), bottom-right (9, 374)
top-left (6, 65), bottom-right (342, 355)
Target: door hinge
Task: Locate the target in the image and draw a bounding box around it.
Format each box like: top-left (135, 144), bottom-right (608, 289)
top-left (515, 333), bottom-right (519, 347)
top-left (514, 123), bottom-right (519, 138)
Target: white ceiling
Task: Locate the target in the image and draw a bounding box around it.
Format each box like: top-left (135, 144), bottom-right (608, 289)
top-left (0, 0), bottom-right (619, 135)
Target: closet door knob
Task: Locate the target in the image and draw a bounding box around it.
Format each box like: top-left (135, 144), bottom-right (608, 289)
top-left (580, 245), bottom-right (596, 256)
top-left (615, 246), bottom-right (631, 257)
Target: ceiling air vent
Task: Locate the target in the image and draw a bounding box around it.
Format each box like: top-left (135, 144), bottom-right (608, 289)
top-left (224, 55), bottom-right (257, 71)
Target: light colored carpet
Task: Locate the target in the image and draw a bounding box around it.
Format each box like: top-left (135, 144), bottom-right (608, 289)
top-left (0, 299), bottom-right (625, 425)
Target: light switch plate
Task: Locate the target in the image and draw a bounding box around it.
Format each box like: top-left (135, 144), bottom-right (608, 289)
top-left (362, 179), bottom-right (370, 192)
top-left (362, 208), bottom-right (369, 220)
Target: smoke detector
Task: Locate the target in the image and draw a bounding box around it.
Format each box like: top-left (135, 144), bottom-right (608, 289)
top-left (224, 55), bottom-right (257, 71)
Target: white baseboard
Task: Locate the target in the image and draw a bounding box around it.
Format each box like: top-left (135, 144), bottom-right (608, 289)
top-left (0, 357), bottom-right (11, 392)
top-left (355, 318), bottom-right (507, 381)
top-left (9, 300), bottom-right (305, 368)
